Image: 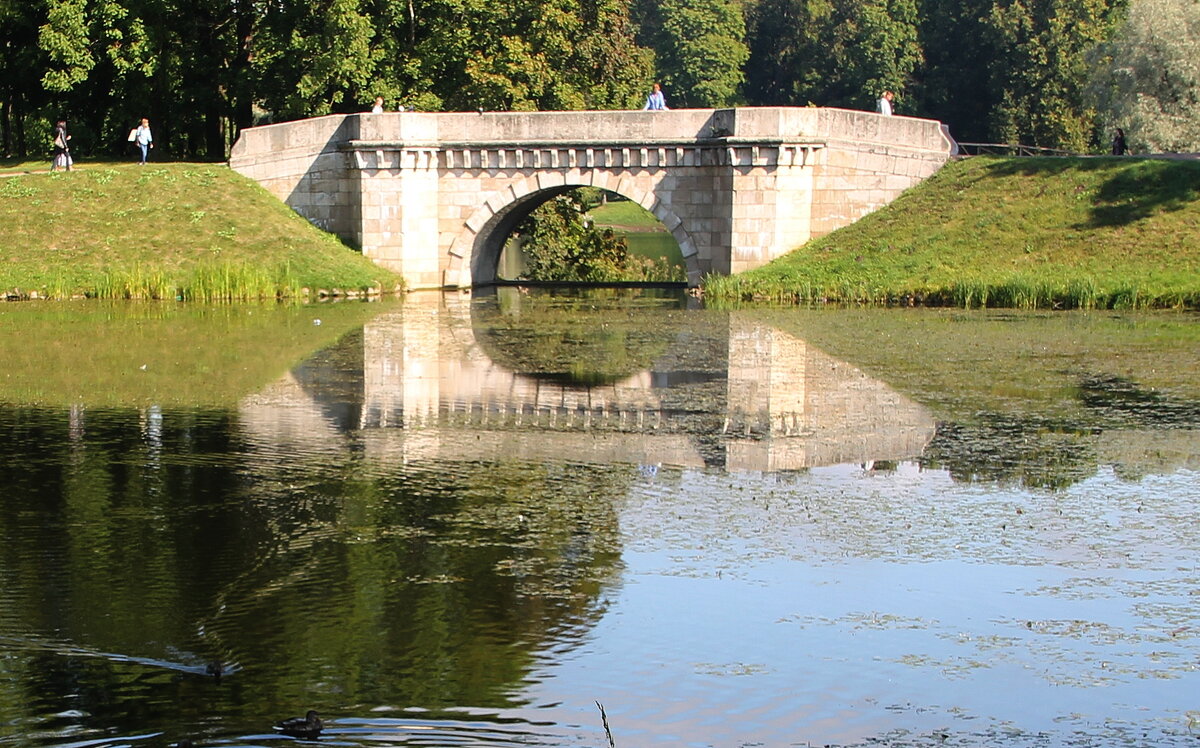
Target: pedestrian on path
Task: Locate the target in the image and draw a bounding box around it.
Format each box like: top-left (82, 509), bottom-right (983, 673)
top-left (877, 90), bottom-right (894, 116)
top-left (52, 119), bottom-right (72, 171)
top-left (1111, 128), bottom-right (1129, 155)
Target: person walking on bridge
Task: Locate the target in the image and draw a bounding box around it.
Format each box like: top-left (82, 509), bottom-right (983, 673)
top-left (643, 83), bottom-right (668, 111)
top-left (1111, 128), bottom-right (1129, 155)
top-left (876, 90), bottom-right (894, 116)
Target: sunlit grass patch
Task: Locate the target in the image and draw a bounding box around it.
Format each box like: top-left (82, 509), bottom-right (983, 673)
top-left (705, 156), bottom-right (1200, 309)
top-left (0, 162), bottom-right (399, 300)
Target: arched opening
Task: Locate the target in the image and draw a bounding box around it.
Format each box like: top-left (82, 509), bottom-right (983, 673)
top-left (460, 187), bottom-right (690, 286)
top-left (497, 188), bottom-right (687, 283)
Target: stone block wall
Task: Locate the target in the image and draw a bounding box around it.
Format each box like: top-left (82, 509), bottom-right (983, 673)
top-left (230, 107), bottom-right (953, 289)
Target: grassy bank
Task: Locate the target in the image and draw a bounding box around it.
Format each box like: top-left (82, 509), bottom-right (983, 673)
top-left (0, 160), bottom-right (399, 300)
top-left (589, 198), bottom-right (687, 272)
top-left (704, 156), bottom-right (1200, 309)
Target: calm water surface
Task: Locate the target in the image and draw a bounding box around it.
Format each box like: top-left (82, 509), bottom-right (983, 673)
top-left (1, 292), bottom-right (1198, 748)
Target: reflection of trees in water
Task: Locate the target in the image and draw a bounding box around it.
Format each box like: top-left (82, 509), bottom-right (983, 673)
top-left (1078, 373), bottom-right (1200, 428)
top-left (0, 404), bottom-right (626, 739)
top-left (470, 293), bottom-right (690, 386)
top-left (924, 373), bottom-right (1200, 489)
top-left (922, 415), bottom-right (1101, 490)
top-left (216, 442), bottom-right (627, 709)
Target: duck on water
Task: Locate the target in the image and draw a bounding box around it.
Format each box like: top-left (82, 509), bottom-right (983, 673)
top-left (276, 710), bottom-right (324, 738)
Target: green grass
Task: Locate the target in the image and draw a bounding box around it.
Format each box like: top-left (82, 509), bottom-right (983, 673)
top-left (589, 199), bottom-right (665, 230)
top-left (589, 198), bottom-right (686, 280)
top-left (705, 156), bottom-right (1200, 309)
top-left (0, 160), bottom-right (400, 300)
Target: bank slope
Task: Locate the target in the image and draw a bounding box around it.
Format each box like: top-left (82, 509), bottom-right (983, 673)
top-left (705, 156), bottom-right (1200, 309)
top-left (0, 163), bottom-right (399, 300)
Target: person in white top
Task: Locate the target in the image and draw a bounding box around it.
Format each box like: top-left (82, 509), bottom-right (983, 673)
top-left (877, 90), bottom-right (894, 116)
top-left (371, 96), bottom-right (385, 114)
top-left (133, 118), bottom-right (153, 164)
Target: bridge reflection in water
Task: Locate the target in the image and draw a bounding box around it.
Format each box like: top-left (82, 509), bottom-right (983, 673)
top-left (241, 293), bottom-right (936, 472)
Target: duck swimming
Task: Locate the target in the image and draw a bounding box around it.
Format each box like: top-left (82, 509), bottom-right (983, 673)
top-left (204, 661), bottom-right (223, 682)
top-left (275, 710), bottom-right (323, 739)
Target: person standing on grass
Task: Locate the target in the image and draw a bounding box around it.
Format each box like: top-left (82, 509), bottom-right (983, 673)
top-left (133, 118), bottom-right (153, 164)
top-left (51, 119), bottom-right (72, 171)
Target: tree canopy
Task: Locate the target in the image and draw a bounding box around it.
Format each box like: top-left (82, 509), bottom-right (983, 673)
top-left (1087, 0), bottom-right (1200, 152)
top-left (2, 0), bottom-right (1146, 159)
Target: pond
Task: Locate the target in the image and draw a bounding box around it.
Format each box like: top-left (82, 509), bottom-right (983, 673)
top-left (1, 292), bottom-right (1198, 748)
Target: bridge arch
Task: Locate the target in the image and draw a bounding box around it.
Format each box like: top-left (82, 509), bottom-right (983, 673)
top-left (446, 178), bottom-right (701, 287)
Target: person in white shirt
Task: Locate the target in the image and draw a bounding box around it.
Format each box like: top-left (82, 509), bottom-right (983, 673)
top-left (877, 90), bottom-right (894, 116)
top-left (371, 96), bottom-right (385, 114)
top-left (133, 118), bottom-right (153, 164)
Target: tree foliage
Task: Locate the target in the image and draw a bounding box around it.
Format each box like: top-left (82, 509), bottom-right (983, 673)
top-left (518, 192), bottom-right (633, 282)
top-left (1087, 0), bottom-right (1200, 152)
top-left (745, 0), bottom-right (922, 112)
top-left (982, 0), bottom-right (1120, 150)
top-left (636, 0), bottom-right (749, 107)
top-left (0, 0), bottom-right (1146, 160)
top-left (5, 0), bottom-right (651, 159)
top-left (912, 0), bottom-right (994, 140)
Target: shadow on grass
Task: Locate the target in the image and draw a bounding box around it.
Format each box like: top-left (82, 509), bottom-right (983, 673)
top-left (978, 155), bottom-right (1200, 228)
top-left (1086, 160), bottom-right (1200, 226)
top-left (0, 157), bottom-right (47, 174)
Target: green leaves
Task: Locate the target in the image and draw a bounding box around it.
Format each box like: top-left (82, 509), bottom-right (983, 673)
top-left (638, 0), bottom-right (749, 107)
top-left (40, 0), bottom-right (94, 92)
top-left (518, 191), bottom-right (633, 282)
top-left (745, 0), bottom-right (920, 111)
top-left (3, 0), bottom-right (1141, 160)
top-left (983, 0), bottom-right (1115, 150)
top-left (1087, 0), bottom-right (1200, 152)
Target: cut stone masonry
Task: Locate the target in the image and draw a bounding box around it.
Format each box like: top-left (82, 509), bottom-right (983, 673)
top-left (229, 107), bottom-right (954, 289)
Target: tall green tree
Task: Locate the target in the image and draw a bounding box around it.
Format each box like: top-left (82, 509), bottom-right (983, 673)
top-left (1088, 0), bottom-right (1200, 152)
top-left (1, 0), bottom-right (52, 156)
top-left (636, 0), bottom-right (749, 107)
top-left (744, 0), bottom-right (921, 111)
top-left (7, 0), bottom-right (654, 160)
top-left (408, 0), bottom-right (652, 110)
top-left (253, 0), bottom-right (381, 118)
top-left (981, 0), bottom-right (1121, 149)
top-left (912, 0), bottom-right (993, 141)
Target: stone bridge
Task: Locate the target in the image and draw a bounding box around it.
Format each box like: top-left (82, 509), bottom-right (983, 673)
top-left (228, 108), bottom-right (954, 289)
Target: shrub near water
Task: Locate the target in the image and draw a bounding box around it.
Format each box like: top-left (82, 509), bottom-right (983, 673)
top-left (705, 156), bottom-right (1200, 309)
top-left (0, 163), bottom-right (399, 300)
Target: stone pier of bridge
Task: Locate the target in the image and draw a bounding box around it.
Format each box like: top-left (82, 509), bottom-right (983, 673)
top-left (229, 107), bottom-right (953, 289)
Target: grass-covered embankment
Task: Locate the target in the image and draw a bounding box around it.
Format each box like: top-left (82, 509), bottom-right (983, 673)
top-left (0, 160), bottom-right (400, 300)
top-left (704, 156), bottom-right (1200, 309)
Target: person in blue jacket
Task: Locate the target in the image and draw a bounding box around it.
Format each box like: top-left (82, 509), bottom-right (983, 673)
top-left (643, 83), bottom-right (668, 111)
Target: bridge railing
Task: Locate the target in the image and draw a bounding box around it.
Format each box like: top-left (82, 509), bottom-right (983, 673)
top-left (955, 142), bottom-right (1077, 157)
